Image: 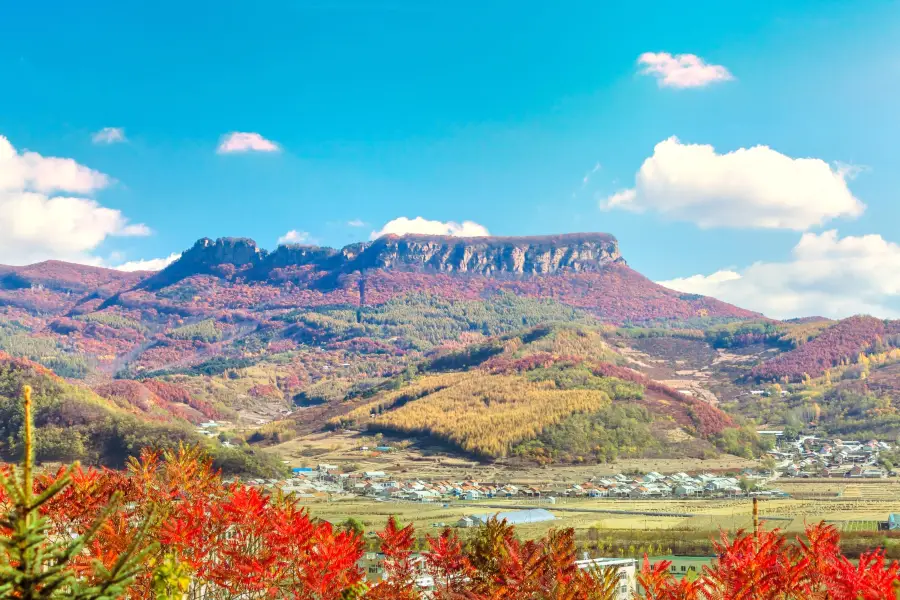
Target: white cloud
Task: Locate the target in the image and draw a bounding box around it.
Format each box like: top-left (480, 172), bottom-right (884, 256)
top-left (347, 219), bottom-right (366, 227)
top-left (277, 230), bottom-right (310, 245)
top-left (111, 252), bottom-right (181, 272)
top-left (370, 216), bottom-right (490, 240)
top-left (0, 135), bottom-right (149, 265)
top-left (0, 136), bottom-right (109, 194)
top-left (602, 137), bottom-right (865, 230)
top-left (217, 132), bottom-right (280, 154)
top-left (637, 52), bottom-right (734, 88)
top-left (92, 127), bottom-right (126, 144)
top-left (658, 231), bottom-right (900, 319)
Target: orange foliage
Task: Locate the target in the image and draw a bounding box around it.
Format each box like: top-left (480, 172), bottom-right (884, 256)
top-left (3, 446), bottom-right (899, 598)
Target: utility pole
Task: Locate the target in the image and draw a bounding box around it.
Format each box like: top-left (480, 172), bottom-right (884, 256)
top-left (753, 496), bottom-right (760, 536)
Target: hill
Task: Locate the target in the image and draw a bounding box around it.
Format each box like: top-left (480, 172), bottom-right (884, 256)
top-left (323, 324), bottom-right (758, 463)
top-left (0, 352), bottom-right (284, 476)
top-left (749, 316), bottom-right (900, 382)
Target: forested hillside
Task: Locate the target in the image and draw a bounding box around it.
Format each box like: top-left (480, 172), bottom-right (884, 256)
top-left (0, 352), bottom-right (284, 476)
top-left (327, 325), bottom-right (758, 463)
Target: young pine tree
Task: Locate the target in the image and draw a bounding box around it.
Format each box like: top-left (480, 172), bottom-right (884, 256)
top-left (0, 385), bottom-right (155, 599)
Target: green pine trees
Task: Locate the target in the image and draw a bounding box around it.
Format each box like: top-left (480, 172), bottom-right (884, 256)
top-left (0, 385), bottom-right (155, 599)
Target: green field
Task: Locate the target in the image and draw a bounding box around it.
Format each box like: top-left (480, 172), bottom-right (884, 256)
top-left (843, 520), bottom-right (881, 532)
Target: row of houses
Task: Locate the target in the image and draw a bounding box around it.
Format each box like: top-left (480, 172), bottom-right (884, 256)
top-left (245, 463), bottom-right (782, 502)
top-left (566, 471), bottom-right (776, 499)
top-left (338, 469), bottom-right (769, 502)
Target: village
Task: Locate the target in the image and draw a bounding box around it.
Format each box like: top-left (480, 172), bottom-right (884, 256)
top-left (238, 463), bottom-right (785, 503)
top-left (765, 433), bottom-right (894, 479)
top-left (228, 433), bottom-right (900, 510)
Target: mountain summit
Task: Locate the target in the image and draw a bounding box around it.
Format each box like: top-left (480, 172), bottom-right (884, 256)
top-left (142, 232), bottom-right (625, 289)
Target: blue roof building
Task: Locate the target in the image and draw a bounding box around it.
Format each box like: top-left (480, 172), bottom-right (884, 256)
top-left (889, 514), bottom-right (900, 530)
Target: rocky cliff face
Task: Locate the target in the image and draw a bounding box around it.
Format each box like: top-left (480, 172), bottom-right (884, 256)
top-left (140, 237), bottom-right (265, 289)
top-left (142, 233), bottom-right (625, 289)
top-left (347, 233), bottom-right (624, 275)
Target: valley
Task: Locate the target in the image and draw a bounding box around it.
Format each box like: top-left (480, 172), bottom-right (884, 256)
top-left (2, 233), bottom-right (900, 487)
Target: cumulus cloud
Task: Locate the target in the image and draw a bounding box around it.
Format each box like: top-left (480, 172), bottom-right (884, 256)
top-left (347, 219), bottom-right (366, 227)
top-left (217, 132), bottom-right (280, 154)
top-left (602, 137), bottom-right (865, 230)
top-left (0, 135), bottom-right (148, 265)
top-left (111, 252), bottom-right (181, 272)
top-left (658, 231), bottom-right (900, 319)
top-left (370, 216), bottom-right (490, 240)
top-left (637, 52), bottom-right (734, 88)
top-left (0, 137), bottom-right (109, 194)
top-left (92, 127), bottom-right (126, 144)
top-left (277, 230), bottom-right (310, 245)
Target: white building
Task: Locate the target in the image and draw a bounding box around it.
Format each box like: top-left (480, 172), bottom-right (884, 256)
top-left (575, 557), bottom-right (637, 600)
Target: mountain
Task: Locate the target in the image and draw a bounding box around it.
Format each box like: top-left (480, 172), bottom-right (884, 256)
top-left (0, 233), bottom-right (758, 379)
top-left (0, 232), bottom-right (785, 467)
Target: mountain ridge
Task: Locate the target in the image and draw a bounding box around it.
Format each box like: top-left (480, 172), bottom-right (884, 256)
top-left (138, 232), bottom-right (626, 289)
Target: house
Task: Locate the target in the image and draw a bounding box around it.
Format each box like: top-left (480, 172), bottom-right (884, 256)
top-left (456, 516), bottom-right (477, 528)
top-left (862, 468), bottom-right (886, 479)
top-left (464, 490), bottom-right (482, 500)
top-left (674, 485), bottom-right (701, 497)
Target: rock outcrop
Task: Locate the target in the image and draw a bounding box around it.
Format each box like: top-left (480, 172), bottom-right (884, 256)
top-left (345, 233), bottom-right (624, 275)
top-left (142, 233), bottom-right (626, 289)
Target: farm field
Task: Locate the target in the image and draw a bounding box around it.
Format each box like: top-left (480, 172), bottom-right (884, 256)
top-left (297, 484), bottom-right (900, 540)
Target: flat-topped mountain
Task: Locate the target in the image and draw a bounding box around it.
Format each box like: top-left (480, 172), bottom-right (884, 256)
top-left (0, 232), bottom-right (758, 328)
top-left (140, 232), bottom-right (625, 289)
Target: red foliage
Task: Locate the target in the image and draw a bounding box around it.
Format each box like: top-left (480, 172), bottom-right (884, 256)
top-left (142, 379), bottom-right (219, 420)
top-left (248, 383), bottom-right (281, 398)
top-left (93, 379), bottom-right (218, 424)
top-left (0, 351), bottom-right (61, 380)
top-left (6, 446), bottom-right (900, 598)
top-left (640, 523), bottom-right (900, 600)
top-left (356, 266), bottom-right (757, 325)
top-left (751, 316), bottom-right (897, 382)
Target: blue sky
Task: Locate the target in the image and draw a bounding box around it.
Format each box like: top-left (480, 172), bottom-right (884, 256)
top-left (1, 1), bottom-right (899, 318)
